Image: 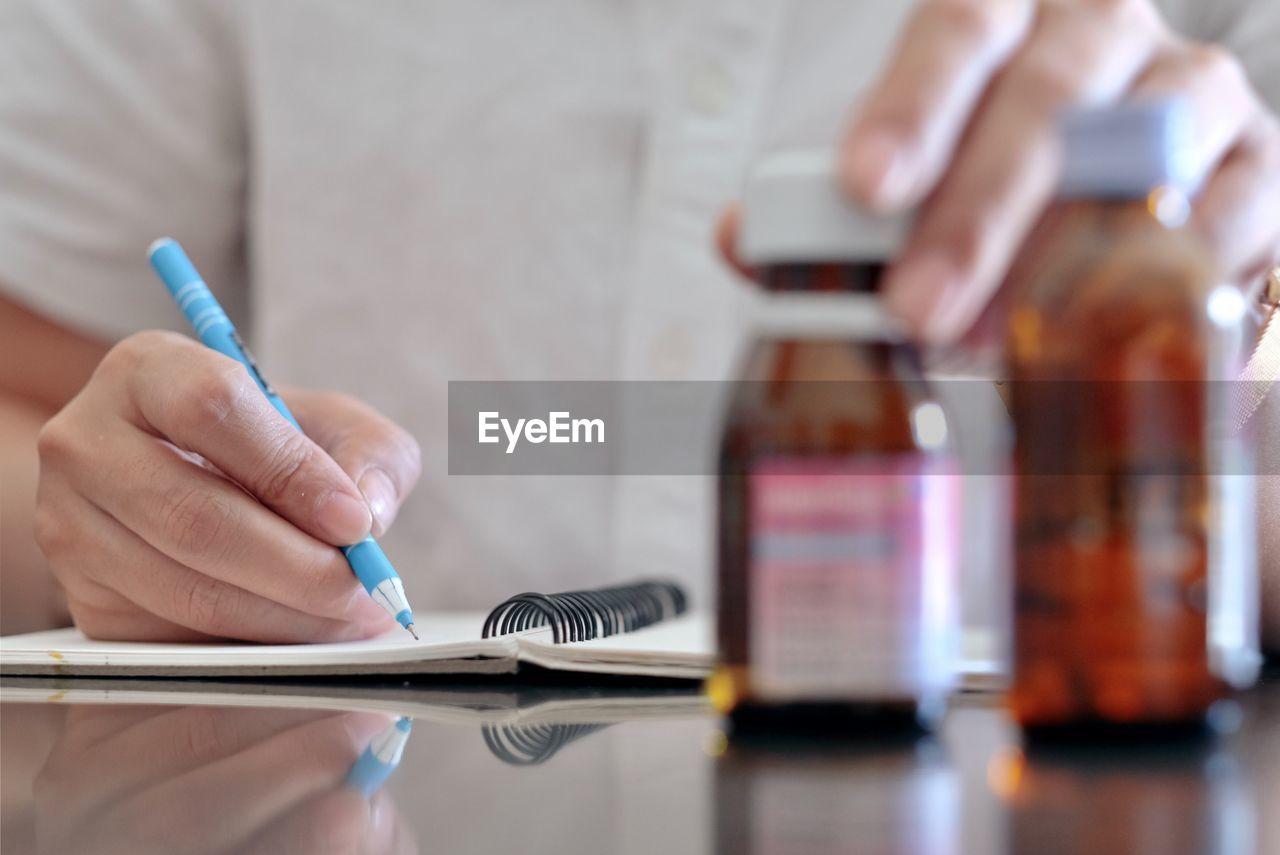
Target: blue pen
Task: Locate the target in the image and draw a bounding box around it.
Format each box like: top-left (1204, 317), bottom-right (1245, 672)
top-left (148, 237), bottom-right (419, 639)
top-left (346, 716), bottom-right (413, 796)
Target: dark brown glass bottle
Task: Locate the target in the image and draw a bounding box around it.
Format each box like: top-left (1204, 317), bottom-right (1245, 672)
top-left (1008, 734), bottom-right (1252, 855)
top-left (710, 151), bottom-right (960, 734)
top-left (1006, 103), bottom-right (1260, 732)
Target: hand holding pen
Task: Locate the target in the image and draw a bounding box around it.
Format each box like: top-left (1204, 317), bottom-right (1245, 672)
top-left (32, 242), bottom-right (421, 642)
top-left (150, 238), bottom-right (419, 637)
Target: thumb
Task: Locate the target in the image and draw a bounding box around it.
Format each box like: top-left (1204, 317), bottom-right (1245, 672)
top-left (283, 389), bottom-right (423, 538)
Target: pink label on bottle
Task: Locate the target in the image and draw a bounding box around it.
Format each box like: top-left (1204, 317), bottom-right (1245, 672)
top-left (748, 456), bottom-right (959, 700)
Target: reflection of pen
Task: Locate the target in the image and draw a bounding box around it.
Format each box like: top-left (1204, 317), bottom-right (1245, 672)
top-left (346, 716), bottom-right (414, 796)
top-left (147, 237), bottom-right (419, 639)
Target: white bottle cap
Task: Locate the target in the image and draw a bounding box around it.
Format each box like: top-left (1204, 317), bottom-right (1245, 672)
top-left (1058, 99), bottom-right (1197, 199)
top-left (749, 292), bottom-right (908, 340)
top-left (739, 148), bottom-right (912, 267)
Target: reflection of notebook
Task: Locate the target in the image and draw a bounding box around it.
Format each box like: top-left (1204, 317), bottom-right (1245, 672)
top-left (0, 579), bottom-right (713, 681)
top-left (0, 678), bottom-right (710, 724)
top-left (0, 679), bottom-right (712, 766)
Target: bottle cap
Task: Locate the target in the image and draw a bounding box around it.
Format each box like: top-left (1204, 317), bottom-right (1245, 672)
top-left (748, 292), bottom-right (907, 340)
top-left (739, 148), bottom-right (912, 267)
top-left (1058, 99), bottom-right (1197, 199)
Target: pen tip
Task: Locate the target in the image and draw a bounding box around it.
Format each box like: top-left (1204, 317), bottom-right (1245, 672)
top-left (405, 623), bottom-right (419, 640)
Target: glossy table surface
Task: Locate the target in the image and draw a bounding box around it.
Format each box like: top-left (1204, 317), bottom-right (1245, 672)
top-left (2, 671), bottom-right (1277, 855)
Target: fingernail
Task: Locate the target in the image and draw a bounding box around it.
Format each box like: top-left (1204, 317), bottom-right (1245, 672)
top-left (316, 490), bottom-right (372, 545)
top-left (886, 252), bottom-right (960, 341)
top-left (357, 469), bottom-right (397, 538)
top-left (847, 130), bottom-right (913, 210)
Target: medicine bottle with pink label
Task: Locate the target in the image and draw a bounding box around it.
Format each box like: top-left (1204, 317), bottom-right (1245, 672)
top-left (710, 151), bottom-right (961, 735)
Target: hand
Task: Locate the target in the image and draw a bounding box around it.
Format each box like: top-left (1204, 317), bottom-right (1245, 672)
top-left (722, 0), bottom-right (1280, 343)
top-left (34, 330), bottom-right (422, 642)
top-left (852, 0), bottom-right (1280, 342)
top-left (33, 705), bottom-right (418, 855)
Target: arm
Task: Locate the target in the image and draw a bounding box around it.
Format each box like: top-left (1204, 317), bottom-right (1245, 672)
top-left (0, 294), bottom-right (108, 634)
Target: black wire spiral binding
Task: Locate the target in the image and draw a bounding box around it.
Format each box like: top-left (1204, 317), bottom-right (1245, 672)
top-left (481, 722), bottom-right (611, 766)
top-left (480, 579), bottom-right (688, 644)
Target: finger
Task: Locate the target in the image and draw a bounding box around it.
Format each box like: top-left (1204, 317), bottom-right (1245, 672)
top-left (37, 472), bottom-right (230, 642)
top-left (884, 1), bottom-right (1165, 342)
top-left (1189, 120), bottom-right (1280, 282)
top-left (37, 707), bottom-right (177, 833)
top-left (1130, 42), bottom-right (1263, 190)
top-left (59, 705), bottom-right (177, 751)
top-left (240, 789), bottom-right (373, 855)
top-left (1129, 43), bottom-right (1280, 279)
top-left (61, 487), bottom-right (387, 642)
top-left (376, 790), bottom-right (421, 855)
top-left (242, 786), bottom-right (411, 855)
top-left (43, 416), bottom-right (390, 625)
top-left (714, 204), bottom-right (756, 281)
top-left (69, 599), bottom-right (220, 643)
top-left (842, 0), bottom-right (1035, 210)
top-left (106, 332), bottom-right (373, 546)
top-left (99, 712), bottom-right (393, 855)
top-left (284, 390), bottom-right (422, 539)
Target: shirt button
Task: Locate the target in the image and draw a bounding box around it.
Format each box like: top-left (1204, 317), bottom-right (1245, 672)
top-left (649, 325), bottom-right (694, 378)
top-left (687, 61), bottom-right (735, 116)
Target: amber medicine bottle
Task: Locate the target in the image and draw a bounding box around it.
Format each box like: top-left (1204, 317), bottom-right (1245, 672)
top-left (710, 151), bottom-right (960, 735)
top-left (1006, 102), bottom-right (1260, 732)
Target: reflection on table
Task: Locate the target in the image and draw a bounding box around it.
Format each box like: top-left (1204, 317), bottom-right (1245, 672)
top-left (0, 676), bottom-right (1275, 855)
top-left (21, 702), bottom-right (415, 855)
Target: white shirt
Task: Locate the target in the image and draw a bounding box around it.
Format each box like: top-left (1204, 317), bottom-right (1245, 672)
top-left (1, 0), bottom-right (1277, 614)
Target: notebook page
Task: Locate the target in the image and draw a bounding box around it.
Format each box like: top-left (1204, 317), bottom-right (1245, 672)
top-left (515, 612), bottom-right (715, 679)
top-left (0, 612), bottom-right (516, 676)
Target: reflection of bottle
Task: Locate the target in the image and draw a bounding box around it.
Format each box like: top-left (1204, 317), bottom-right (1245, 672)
top-left (1006, 102), bottom-right (1261, 731)
top-left (716, 733), bottom-right (959, 855)
top-left (1007, 735), bottom-right (1255, 855)
top-left (710, 151), bottom-right (960, 733)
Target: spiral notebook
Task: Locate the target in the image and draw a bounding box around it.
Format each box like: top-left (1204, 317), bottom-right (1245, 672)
top-left (0, 580), bottom-right (713, 680)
